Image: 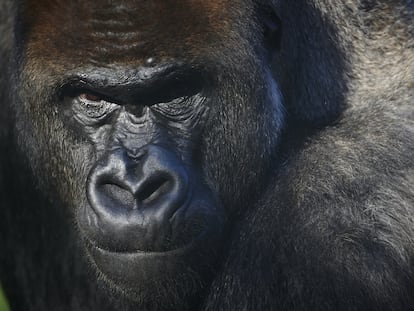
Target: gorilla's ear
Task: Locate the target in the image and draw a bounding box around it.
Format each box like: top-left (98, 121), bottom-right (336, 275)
top-left (266, 2), bottom-right (348, 127)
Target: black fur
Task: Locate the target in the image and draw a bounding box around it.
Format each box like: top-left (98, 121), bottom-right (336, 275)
top-left (1, 0), bottom-right (414, 310)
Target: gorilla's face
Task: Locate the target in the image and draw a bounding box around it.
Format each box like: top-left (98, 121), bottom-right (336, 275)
top-left (14, 0), bottom-right (283, 306)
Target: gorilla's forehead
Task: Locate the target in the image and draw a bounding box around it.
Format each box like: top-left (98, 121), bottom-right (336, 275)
top-left (22, 0), bottom-right (249, 68)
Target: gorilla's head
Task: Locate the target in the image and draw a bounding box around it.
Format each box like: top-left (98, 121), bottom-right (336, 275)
top-left (13, 0), bottom-right (285, 307)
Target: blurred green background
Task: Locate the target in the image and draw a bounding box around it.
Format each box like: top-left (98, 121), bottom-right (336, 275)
top-left (0, 286), bottom-right (10, 311)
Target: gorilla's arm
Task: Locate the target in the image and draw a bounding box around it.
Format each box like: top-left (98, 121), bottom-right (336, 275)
top-left (203, 100), bottom-right (414, 311)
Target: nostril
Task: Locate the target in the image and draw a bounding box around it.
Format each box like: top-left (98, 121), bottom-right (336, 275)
top-left (87, 145), bottom-right (190, 219)
top-left (137, 175), bottom-right (171, 205)
top-left (100, 183), bottom-right (136, 210)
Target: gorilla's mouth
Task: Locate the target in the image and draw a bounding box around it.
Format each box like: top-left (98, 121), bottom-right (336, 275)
top-left (84, 228), bottom-right (219, 297)
top-left (83, 221), bottom-right (211, 257)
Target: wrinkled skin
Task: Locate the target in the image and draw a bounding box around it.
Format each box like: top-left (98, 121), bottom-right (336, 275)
top-left (1, 0), bottom-right (414, 310)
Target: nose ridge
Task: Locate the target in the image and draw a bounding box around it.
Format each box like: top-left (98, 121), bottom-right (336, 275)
top-left (85, 145), bottom-right (190, 251)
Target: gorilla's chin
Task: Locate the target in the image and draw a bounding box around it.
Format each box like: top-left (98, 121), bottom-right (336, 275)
top-left (85, 232), bottom-right (221, 304)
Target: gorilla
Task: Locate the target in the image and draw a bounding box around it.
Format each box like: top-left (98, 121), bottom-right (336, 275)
top-left (0, 0), bottom-right (414, 310)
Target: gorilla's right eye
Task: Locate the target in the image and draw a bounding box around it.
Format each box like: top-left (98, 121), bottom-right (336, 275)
top-left (72, 93), bottom-right (120, 123)
top-left (80, 93), bottom-right (101, 102)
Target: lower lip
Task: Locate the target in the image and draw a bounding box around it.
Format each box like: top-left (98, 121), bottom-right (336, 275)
top-left (85, 239), bottom-right (203, 292)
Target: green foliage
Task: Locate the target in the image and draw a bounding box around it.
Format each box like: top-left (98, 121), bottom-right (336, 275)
top-left (0, 286), bottom-right (10, 311)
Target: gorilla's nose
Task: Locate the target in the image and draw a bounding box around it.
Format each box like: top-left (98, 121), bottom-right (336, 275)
top-left (89, 145), bottom-right (188, 211)
top-left (83, 144), bottom-right (190, 252)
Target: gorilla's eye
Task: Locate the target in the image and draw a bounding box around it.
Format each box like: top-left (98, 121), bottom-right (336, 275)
top-left (80, 93), bottom-right (102, 102)
top-left (151, 95), bottom-right (205, 121)
top-left (73, 92), bottom-right (120, 123)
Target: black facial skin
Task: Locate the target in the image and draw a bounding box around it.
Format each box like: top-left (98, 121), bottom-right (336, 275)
top-left (1, 0), bottom-right (414, 311)
top-left (63, 66), bottom-right (225, 296)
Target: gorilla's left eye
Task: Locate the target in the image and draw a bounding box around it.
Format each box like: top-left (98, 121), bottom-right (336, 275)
top-left (73, 93), bottom-right (120, 122)
top-left (151, 95), bottom-right (203, 121)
